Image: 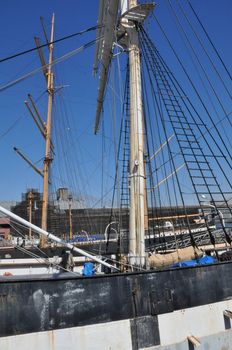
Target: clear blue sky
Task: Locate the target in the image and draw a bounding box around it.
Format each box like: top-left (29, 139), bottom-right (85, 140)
top-left (0, 0), bottom-right (231, 205)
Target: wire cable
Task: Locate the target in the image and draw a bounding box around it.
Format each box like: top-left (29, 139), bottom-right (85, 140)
top-left (0, 36), bottom-right (103, 93)
top-left (187, 1), bottom-right (232, 81)
top-left (0, 25), bottom-right (103, 64)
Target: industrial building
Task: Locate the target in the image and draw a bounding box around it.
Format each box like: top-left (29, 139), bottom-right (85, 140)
top-left (9, 188), bottom-right (201, 240)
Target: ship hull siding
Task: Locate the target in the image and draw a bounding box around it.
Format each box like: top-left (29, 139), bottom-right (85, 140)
top-left (130, 316), bottom-right (160, 349)
top-left (1, 262), bottom-right (232, 344)
top-left (0, 311), bottom-right (232, 350)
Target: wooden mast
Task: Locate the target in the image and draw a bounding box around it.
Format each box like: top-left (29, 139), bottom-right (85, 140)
top-left (94, 1), bottom-right (154, 267)
top-left (41, 14), bottom-right (55, 247)
top-left (128, 0), bottom-right (145, 266)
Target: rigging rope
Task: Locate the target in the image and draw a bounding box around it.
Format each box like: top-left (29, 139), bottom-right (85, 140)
top-left (187, 1), bottom-right (232, 81)
top-left (152, 14), bottom-right (232, 166)
top-left (140, 26), bottom-right (232, 245)
top-left (166, 0), bottom-right (232, 145)
top-left (0, 37), bottom-right (103, 93)
top-left (0, 25), bottom-right (103, 64)
top-left (175, 0), bottom-right (231, 100)
top-left (154, 42), bottom-right (232, 191)
top-left (141, 32), bottom-right (195, 246)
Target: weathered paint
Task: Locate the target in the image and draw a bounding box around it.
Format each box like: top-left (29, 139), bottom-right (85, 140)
top-left (158, 299), bottom-right (232, 345)
top-left (0, 319), bottom-right (132, 350)
top-left (146, 329), bottom-right (232, 350)
top-left (1, 314), bottom-right (232, 349)
top-left (1, 261), bottom-right (232, 349)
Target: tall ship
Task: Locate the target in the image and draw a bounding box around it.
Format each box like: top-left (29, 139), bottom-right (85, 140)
top-left (0, 0), bottom-right (232, 349)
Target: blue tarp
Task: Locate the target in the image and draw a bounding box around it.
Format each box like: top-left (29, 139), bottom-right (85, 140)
top-left (82, 262), bottom-right (95, 276)
top-left (199, 255), bottom-right (216, 265)
top-left (172, 255), bottom-right (216, 268)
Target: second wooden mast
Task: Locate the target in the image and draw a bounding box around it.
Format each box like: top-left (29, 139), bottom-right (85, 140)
top-left (41, 14), bottom-right (55, 246)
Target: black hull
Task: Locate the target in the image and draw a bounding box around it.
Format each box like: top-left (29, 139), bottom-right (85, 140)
top-left (1, 261), bottom-right (232, 348)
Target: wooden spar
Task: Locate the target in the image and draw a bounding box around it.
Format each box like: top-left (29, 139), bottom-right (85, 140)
top-left (0, 205), bottom-right (118, 271)
top-left (27, 94), bottom-right (46, 131)
top-left (34, 36), bottom-right (48, 82)
top-left (13, 147), bottom-right (44, 178)
top-left (40, 16), bottom-right (50, 46)
top-left (27, 94), bottom-right (54, 151)
top-left (24, 99), bottom-right (46, 139)
top-left (149, 212), bottom-right (204, 221)
top-left (41, 14), bottom-right (55, 246)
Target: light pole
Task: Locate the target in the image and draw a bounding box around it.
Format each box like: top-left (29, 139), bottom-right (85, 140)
top-left (27, 190), bottom-right (34, 241)
top-left (68, 195), bottom-right (73, 241)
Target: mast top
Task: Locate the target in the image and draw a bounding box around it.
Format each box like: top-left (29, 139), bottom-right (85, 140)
top-left (93, 1), bottom-right (155, 134)
top-left (121, 3), bottom-right (155, 24)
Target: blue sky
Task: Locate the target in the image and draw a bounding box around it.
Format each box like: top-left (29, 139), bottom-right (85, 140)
top-left (0, 0), bottom-right (231, 205)
top-left (0, 0), bottom-right (100, 202)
